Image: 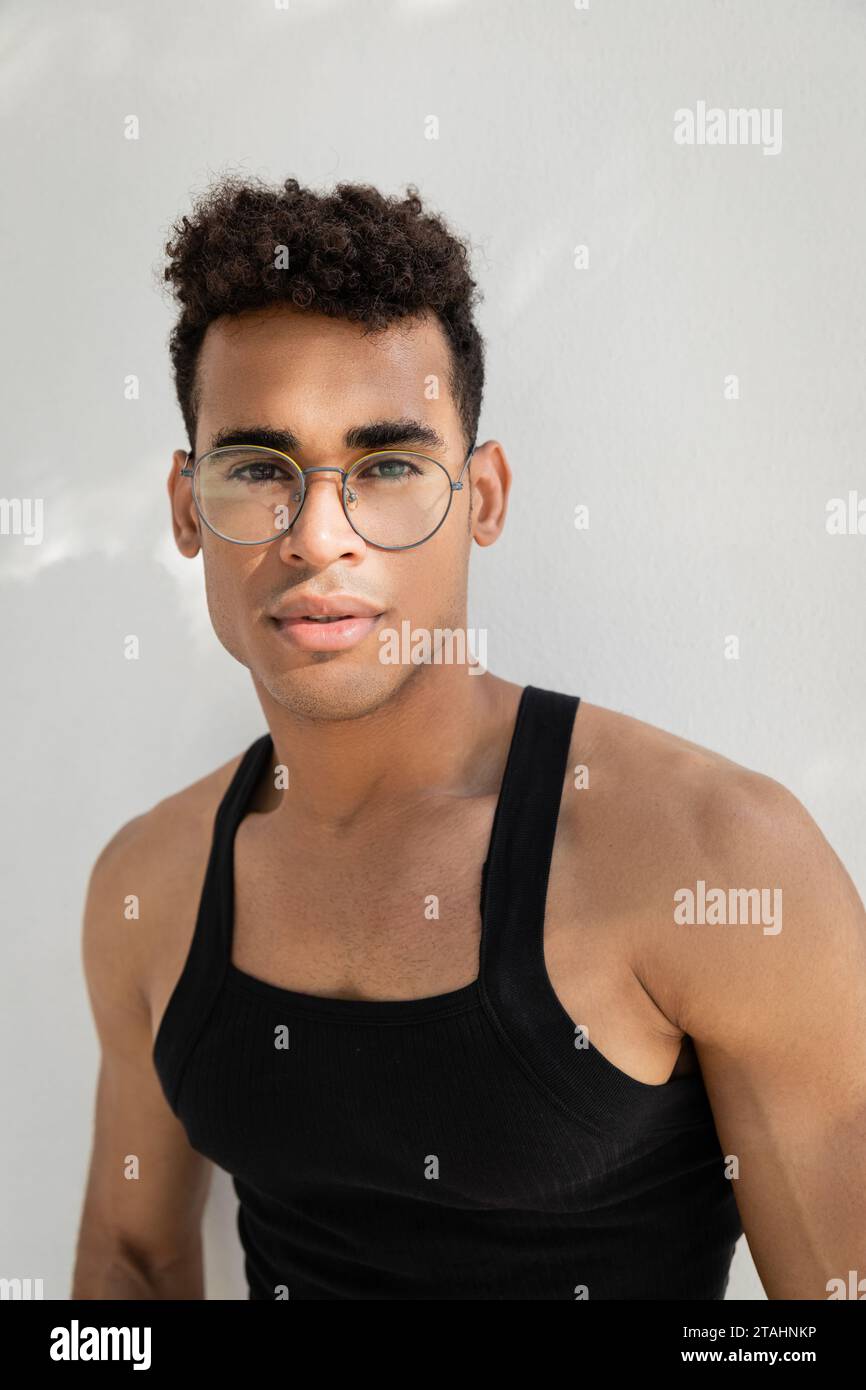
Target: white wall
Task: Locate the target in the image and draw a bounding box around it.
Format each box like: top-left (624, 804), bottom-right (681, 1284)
top-left (2, 0), bottom-right (863, 1301)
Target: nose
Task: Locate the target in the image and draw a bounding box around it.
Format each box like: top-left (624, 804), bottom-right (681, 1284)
top-left (277, 467), bottom-right (367, 566)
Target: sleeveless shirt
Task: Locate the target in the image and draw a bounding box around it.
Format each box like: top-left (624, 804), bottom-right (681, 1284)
top-left (153, 685), bottom-right (743, 1300)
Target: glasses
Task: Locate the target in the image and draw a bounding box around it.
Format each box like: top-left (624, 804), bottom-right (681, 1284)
top-left (180, 440), bottom-right (476, 551)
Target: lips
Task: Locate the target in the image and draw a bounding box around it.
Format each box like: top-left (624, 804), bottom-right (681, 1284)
top-left (270, 609), bottom-right (385, 652)
top-left (269, 592), bottom-right (384, 622)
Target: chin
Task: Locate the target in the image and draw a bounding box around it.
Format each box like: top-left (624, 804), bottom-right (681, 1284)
top-left (256, 659), bottom-right (411, 724)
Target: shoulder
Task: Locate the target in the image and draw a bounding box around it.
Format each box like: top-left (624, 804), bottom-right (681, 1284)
top-left (82, 748), bottom-right (249, 1008)
top-left (570, 696), bottom-right (812, 849)
top-left (566, 699), bottom-right (864, 1038)
top-left (88, 748), bottom-right (246, 892)
top-left (567, 696), bottom-right (790, 875)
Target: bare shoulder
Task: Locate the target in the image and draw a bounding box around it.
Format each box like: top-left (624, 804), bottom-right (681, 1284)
top-left (82, 749), bottom-right (248, 1019)
top-left (88, 749), bottom-right (245, 895)
top-left (568, 697), bottom-right (796, 883)
top-left (566, 698), bottom-right (865, 1038)
top-left (571, 696), bottom-right (822, 855)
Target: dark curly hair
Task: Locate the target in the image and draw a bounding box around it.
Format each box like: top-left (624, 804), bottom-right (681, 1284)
top-left (162, 174), bottom-right (485, 455)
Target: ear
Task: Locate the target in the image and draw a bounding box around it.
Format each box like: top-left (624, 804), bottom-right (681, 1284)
top-left (467, 440), bottom-right (511, 547)
top-left (167, 449), bottom-right (201, 557)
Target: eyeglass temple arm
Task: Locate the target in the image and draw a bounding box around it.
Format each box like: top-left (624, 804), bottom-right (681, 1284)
top-left (453, 440), bottom-right (477, 490)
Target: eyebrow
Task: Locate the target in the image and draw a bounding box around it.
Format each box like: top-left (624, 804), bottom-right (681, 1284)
top-left (205, 419), bottom-right (448, 457)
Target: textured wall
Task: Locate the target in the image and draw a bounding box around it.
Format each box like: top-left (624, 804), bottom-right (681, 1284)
top-left (2, 0), bottom-right (863, 1303)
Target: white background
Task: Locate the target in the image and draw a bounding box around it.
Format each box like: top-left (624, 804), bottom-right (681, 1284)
top-left (2, 0), bottom-right (864, 1301)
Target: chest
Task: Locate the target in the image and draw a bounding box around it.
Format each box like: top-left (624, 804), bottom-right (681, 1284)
top-left (155, 778), bottom-right (698, 1088)
top-left (230, 795), bottom-right (508, 998)
top-left (226, 798), bottom-right (698, 1086)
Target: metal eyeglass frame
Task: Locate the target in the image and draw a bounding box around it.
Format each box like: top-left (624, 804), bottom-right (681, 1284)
top-left (180, 439), bottom-right (477, 551)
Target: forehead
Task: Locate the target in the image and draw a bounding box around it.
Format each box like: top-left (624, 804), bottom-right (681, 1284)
top-left (195, 306), bottom-right (455, 447)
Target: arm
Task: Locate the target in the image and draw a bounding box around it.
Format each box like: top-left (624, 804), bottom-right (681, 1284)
top-left (72, 818), bottom-right (213, 1299)
top-left (658, 772), bottom-right (866, 1299)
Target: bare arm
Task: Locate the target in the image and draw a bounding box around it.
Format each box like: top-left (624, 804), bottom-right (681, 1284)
top-left (653, 772), bottom-right (866, 1299)
top-left (72, 817), bottom-right (213, 1299)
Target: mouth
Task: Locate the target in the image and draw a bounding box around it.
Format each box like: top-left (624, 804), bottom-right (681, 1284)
top-left (270, 611), bottom-right (386, 651)
top-left (293, 614), bottom-right (362, 623)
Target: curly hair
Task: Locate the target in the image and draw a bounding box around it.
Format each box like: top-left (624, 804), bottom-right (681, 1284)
top-left (162, 174), bottom-right (485, 454)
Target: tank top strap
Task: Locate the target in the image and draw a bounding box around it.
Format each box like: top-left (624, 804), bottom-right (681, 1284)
top-left (479, 685), bottom-right (580, 988)
top-left (477, 686), bottom-right (616, 1117)
top-left (153, 732), bottom-right (273, 1112)
top-left (206, 733), bottom-right (275, 961)
top-left (477, 686), bottom-right (700, 1128)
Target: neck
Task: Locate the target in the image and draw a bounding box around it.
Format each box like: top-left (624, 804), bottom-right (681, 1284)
top-left (250, 667), bottom-right (517, 833)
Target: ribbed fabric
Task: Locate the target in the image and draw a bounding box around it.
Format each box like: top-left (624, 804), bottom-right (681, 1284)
top-left (153, 685), bottom-right (743, 1300)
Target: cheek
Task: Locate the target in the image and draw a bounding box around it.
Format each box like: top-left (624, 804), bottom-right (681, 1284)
top-left (408, 533), bottom-right (469, 619)
top-left (202, 555), bottom-right (251, 666)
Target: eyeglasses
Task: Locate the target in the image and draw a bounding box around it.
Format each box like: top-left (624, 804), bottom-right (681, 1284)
top-left (180, 440), bottom-right (476, 551)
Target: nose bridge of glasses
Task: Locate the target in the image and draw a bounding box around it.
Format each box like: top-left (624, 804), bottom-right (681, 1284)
top-left (293, 465), bottom-right (356, 507)
top-left (289, 463), bottom-right (359, 536)
top-left (299, 465), bottom-right (349, 482)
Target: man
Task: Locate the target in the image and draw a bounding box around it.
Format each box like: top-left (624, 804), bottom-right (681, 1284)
top-left (72, 175), bottom-right (866, 1300)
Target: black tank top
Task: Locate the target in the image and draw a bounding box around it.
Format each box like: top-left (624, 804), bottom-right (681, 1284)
top-left (153, 685), bottom-right (743, 1300)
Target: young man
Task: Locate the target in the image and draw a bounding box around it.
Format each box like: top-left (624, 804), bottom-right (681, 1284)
top-left (73, 176), bottom-right (866, 1301)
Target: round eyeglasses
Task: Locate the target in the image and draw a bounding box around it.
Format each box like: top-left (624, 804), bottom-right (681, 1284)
top-left (180, 441), bottom-right (476, 551)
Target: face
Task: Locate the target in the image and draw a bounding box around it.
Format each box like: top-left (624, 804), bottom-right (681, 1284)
top-left (168, 305), bottom-right (507, 722)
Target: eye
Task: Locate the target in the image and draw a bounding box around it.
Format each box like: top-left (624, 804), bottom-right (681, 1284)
top-left (355, 455), bottom-right (425, 482)
top-left (229, 461), bottom-right (293, 484)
